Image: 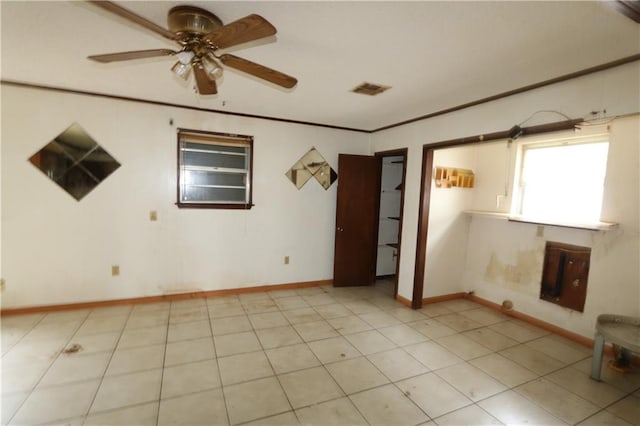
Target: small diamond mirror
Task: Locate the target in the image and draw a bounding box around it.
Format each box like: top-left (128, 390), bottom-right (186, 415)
top-left (285, 147), bottom-right (337, 190)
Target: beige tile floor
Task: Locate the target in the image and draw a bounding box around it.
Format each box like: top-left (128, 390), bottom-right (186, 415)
top-left (2, 279), bottom-right (639, 425)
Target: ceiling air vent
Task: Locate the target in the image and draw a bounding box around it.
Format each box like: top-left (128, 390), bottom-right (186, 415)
top-left (351, 82), bottom-right (391, 96)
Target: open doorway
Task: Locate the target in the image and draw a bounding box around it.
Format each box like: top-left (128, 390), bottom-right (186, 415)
top-left (374, 149), bottom-right (407, 298)
top-left (411, 120), bottom-right (579, 308)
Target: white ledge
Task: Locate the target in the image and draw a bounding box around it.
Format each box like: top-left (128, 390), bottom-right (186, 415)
top-left (464, 210), bottom-right (618, 231)
top-left (464, 210), bottom-right (510, 219)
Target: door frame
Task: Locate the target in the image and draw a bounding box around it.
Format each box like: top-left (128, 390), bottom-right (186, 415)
top-left (412, 147), bottom-right (434, 309)
top-left (374, 148), bottom-right (408, 299)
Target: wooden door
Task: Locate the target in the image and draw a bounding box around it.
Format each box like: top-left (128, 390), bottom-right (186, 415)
top-left (333, 154), bottom-right (381, 287)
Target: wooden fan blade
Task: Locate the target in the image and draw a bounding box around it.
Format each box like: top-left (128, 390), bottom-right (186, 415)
top-left (193, 64), bottom-right (218, 95)
top-left (204, 14), bottom-right (276, 49)
top-left (89, 1), bottom-right (176, 40)
top-left (88, 49), bottom-right (176, 63)
top-left (220, 54), bottom-right (297, 89)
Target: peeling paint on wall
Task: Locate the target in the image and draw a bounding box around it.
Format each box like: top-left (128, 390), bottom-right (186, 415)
top-left (484, 248), bottom-right (544, 296)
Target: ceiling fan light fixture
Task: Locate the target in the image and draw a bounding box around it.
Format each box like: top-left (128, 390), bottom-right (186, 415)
top-left (176, 50), bottom-right (195, 65)
top-left (171, 60), bottom-right (192, 80)
top-left (203, 54), bottom-right (224, 79)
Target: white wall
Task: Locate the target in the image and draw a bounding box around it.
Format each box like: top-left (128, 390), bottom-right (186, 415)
top-left (371, 61), bottom-right (640, 338)
top-left (423, 147), bottom-right (474, 297)
top-left (1, 86), bottom-right (370, 308)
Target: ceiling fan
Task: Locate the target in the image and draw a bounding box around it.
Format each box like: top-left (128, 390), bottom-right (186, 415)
top-left (87, 1), bottom-right (297, 95)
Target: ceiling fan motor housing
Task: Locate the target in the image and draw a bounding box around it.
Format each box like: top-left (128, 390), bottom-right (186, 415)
top-left (167, 6), bottom-right (222, 36)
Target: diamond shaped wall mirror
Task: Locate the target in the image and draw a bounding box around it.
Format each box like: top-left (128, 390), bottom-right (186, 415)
top-left (28, 123), bottom-right (120, 201)
top-left (285, 147), bottom-right (337, 190)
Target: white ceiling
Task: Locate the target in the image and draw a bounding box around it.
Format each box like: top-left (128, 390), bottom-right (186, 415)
top-left (2, 1), bottom-right (638, 131)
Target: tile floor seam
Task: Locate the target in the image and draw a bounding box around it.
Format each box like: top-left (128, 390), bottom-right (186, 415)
top-left (2, 312), bottom-right (47, 354)
top-left (498, 344), bottom-right (576, 375)
top-left (542, 360), bottom-right (638, 401)
top-left (577, 410), bottom-right (629, 426)
top-left (279, 364), bottom-right (347, 405)
top-left (83, 399), bottom-right (159, 424)
top-left (365, 349), bottom-right (421, 383)
top-left (580, 387), bottom-right (640, 413)
top-left (325, 355), bottom-right (385, 396)
top-left (294, 394), bottom-right (371, 426)
top-left (242, 407), bottom-right (298, 426)
top-left (430, 402), bottom-right (498, 425)
top-left (479, 386), bottom-right (567, 424)
top-left (388, 380), bottom-right (437, 423)
top-left (5, 309), bottom-right (96, 425)
top-left (204, 298), bottom-right (231, 426)
top-left (256, 318), bottom-right (307, 421)
top-left (519, 393), bottom-right (596, 425)
top-left (432, 351), bottom-right (625, 423)
top-left (152, 303), bottom-right (172, 426)
top-left (82, 306), bottom-right (136, 423)
top-left (513, 376), bottom-right (615, 425)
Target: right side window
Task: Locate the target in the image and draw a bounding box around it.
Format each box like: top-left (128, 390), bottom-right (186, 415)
top-left (513, 136), bottom-right (609, 224)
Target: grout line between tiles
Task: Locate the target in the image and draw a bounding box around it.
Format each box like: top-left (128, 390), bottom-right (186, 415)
top-left (82, 306), bottom-right (135, 424)
top-left (205, 297), bottom-right (231, 426)
top-left (6, 309), bottom-right (99, 425)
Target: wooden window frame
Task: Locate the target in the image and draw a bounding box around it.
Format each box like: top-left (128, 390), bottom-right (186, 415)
top-left (176, 128), bottom-right (254, 210)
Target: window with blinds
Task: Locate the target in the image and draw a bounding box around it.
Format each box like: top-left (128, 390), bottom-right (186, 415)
top-left (177, 129), bottom-right (253, 209)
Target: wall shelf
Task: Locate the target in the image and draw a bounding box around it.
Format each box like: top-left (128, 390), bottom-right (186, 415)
top-left (464, 210), bottom-right (510, 220)
top-left (435, 166), bottom-right (474, 188)
top-left (464, 210), bottom-right (618, 231)
top-left (378, 155), bottom-right (403, 276)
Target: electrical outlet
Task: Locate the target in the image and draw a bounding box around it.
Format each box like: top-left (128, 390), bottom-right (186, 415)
top-left (150, 211), bottom-right (158, 221)
top-left (536, 226), bottom-right (544, 238)
top-left (0, 278), bottom-right (5, 292)
top-left (112, 265), bottom-right (120, 276)
top-left (284, 256), bottom-right (290, 265)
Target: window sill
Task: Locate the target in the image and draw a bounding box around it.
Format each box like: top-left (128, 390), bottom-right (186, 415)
top-left (176, 202), bottom-right (254, 210)
top-left (464, 210), bottom-right (618, 231)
